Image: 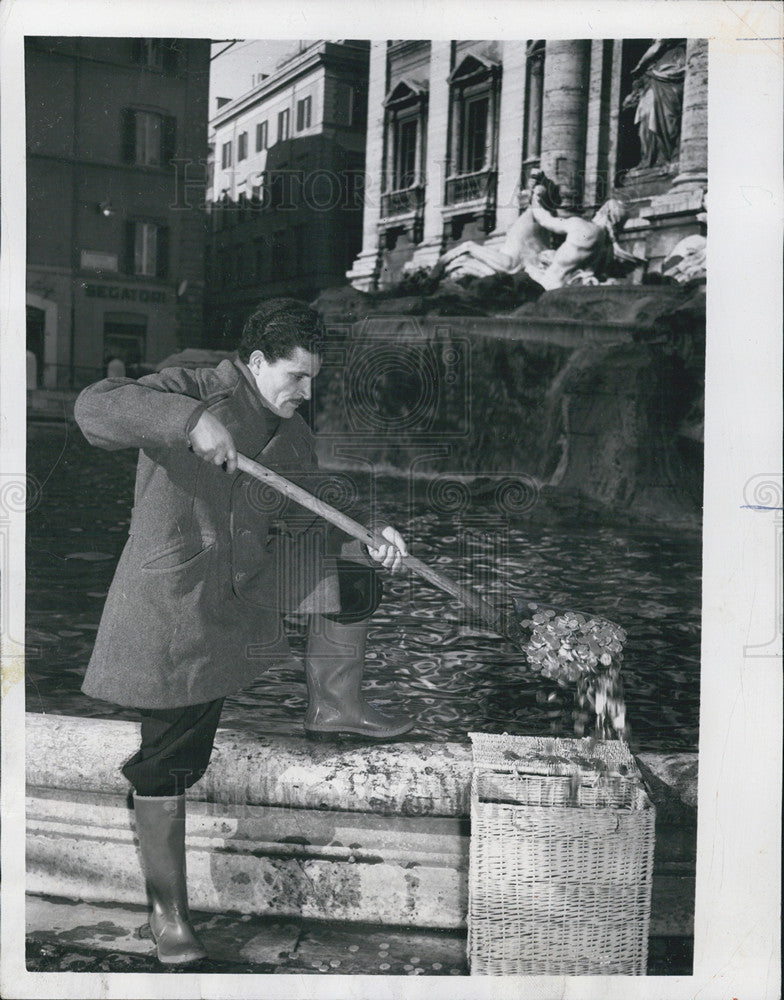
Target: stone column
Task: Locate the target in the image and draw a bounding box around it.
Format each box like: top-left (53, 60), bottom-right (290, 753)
top-left (583, 39), bottom-right (612, 210)
top-left (672, 38), bottom-right (708, 189)
top-left (523, 46), bottom-right (544, 168)
top-left (347, 41), bottom-right (388, 290)
top-left (540, 39), bottom-right (591, 209)
top-left (490, 41), bottom-right (527, 236)
top-left (410, 41), bottom-right (452, 271)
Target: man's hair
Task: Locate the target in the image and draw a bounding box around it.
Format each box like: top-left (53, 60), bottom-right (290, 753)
top-left (238, 298), bottom-right (326, 364)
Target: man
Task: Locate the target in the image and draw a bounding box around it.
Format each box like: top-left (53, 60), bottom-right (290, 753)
top-left (74, 298), bottom-right (412, 965)
top-left (524, 190), bottom-right (634, 289)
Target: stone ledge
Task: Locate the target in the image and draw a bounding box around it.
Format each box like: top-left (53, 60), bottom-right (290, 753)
top-left (28, 786), bottom-right (467, 927)
top-left (26, 713), bottom-right (474, 816)
top-left (26, 713), bottom-right (698, 816)
top-left (26, 713), bottom-right (697, 932)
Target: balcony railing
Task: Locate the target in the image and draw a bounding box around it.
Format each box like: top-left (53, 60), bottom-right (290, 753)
top-left (381, 185), bottom-right (425, 218)
top-left (445, 168), bottom-right (497, 207)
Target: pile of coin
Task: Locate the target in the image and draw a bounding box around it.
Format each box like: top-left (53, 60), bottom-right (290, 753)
top-left (517, 604), bottom-right (628, 738)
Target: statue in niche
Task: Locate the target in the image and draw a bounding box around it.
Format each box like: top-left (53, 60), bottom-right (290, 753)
top-left (622, 38), bottom-right (687, 169)
top-left (429, 169), bottom-right (561, 283)
top-left (523, 190), bottom-right (642, 290)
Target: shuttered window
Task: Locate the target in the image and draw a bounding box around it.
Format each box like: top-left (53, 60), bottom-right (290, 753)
top-left (256, 120), bottom-right (268, 151)
top-left (130, 38), bottom-right (182, 73)
top-left (463, 95), bottom-right (489, 174)
top-left (277, 108), bottom-right (290, 143)
top-left (296, 96), bottom-right (312, 132)
top-left (124, 221), bottom-right (169, 278)
top-left (121, 109), bottom-right (176, 166)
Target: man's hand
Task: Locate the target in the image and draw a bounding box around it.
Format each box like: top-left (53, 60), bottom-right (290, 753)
top-left (367, 525), bottom-right (408, 573)
top-left (187, 410), bottom-right (237, 473)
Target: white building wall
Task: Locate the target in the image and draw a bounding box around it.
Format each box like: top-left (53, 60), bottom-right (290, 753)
top-left (211, 68), bottom-right (325, 199)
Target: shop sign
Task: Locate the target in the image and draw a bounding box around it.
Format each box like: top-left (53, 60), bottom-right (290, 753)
top-left (80, 250), bottom-right (118, 272)
top-left (83, 283), bottom-right (166, 304)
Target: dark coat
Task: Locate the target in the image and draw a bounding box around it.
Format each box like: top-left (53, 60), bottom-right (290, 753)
top-left (74, 359), bottom-right (366, 708)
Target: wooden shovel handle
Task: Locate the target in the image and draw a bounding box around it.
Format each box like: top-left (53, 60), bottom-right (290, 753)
top-left (236, 453), bottom-right (506, 633)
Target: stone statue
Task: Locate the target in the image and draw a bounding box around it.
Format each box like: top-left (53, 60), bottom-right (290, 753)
top-left (622, 38), bottom-right (687, 169)
top-left (661, 234), bottom-right (706, 283)
top-left (523, 191), bottom-right (640, 290)
top-left (429, 170), bottom-right (560, 282)
top-left (661, 192), bottom-right (707, 283)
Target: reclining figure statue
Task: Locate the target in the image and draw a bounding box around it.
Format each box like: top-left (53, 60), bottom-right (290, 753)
top-left (430, 169), bottom-right (642, 291)
top-left (429, 169), bottom-right (561, 283)
top-left (524, 191), bottom-right (641, 290)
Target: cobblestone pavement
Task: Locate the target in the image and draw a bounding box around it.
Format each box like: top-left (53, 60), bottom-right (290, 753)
top-left (25, 895), bottom-right (692, 977)
top-left (25, 896), bottom-right (468, 976)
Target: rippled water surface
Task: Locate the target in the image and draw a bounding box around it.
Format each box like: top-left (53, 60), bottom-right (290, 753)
top-left (26, 423), bottom-right (701, 751)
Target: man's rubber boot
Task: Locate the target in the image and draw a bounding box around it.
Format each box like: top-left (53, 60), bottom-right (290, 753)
top-left (132, 793), bottom-right (208, 965)
top-left (304, 615), bottom-right (415, 739)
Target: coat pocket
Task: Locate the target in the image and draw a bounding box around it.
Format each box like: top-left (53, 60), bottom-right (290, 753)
top-left (140, 535), bottom-right (216, 573)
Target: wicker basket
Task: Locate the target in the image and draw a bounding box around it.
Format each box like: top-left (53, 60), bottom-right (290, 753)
top-left (467, 733), bottom-right (655, 976)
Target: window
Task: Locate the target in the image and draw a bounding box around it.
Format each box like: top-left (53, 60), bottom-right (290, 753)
top-left (382, 79), bottom-right (428, 210)
top-left (132, 38), bottom-right (181, 73)
top-left (462, 94), bottom-right (489, 174)
top-left (395, 116), bottom-right (419, 189)
top-left (135, 39), bottom-right (163, 69)
top-left (135, 223), bottom-right (158, 277)
top-left (445, 53), bottom-right (501, 205)
top-left (122, 110), bottom-right (176, 167)
top-left (221, 141), bottom-right (232, 169)
top-left (335, 82), bottom-right (367, 127)
top-left (103, 314), bottom-right (147, 369)
top-left (135, 112), bottom-right (162, 165)
top-left (277, 108), bottom-right (290, 143)
top-left (256, 120), bottom-right (268, 152)
top-left (296, 96), bottom-right (312, 132)
top-left (238, 132), bottom-right (248, 162)
top-left (125, 221), bottom-right (169, 278)
top-left (447, 53), bottom-right (501, 180)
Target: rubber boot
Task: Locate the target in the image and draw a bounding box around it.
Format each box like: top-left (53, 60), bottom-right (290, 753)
top-left (304, 615), bottom-right (415, 739)
top-left (132, 793), bottom-right (208, 965)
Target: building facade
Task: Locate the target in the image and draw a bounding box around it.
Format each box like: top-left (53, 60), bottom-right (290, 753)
top-left (348, 39), bottom-right (707, 289)
top-left (204, 40), bottom-right (369, 345)
top-left (26, 37), bottom-right (211, 388)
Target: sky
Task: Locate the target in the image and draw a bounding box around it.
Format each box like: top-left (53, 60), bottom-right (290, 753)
top-left (208, 39), bottom-right (309, 120)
